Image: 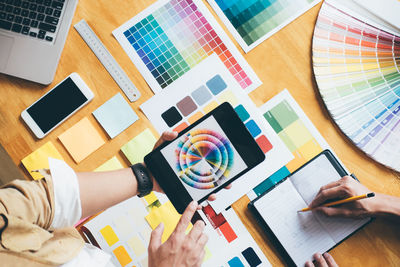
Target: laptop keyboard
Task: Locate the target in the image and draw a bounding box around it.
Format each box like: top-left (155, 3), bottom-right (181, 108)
top-left (0, 0), bottom-right (65, 42)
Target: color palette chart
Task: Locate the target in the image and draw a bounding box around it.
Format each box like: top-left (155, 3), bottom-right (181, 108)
top-left (141, 55), bottom-right (292, 213)
top-left (207, 0), bottom-right (321, 52)
top-left (313, 0), bottom-right (400, 171)
top-left (113, 0), bottom-right (261, 93)
top-left (247, 89), bottom-right (343, 200)
top-left (176, 129), bottom-right (234, 189)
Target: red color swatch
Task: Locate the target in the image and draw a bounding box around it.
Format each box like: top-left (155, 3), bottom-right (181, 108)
top-left (219, 221), bottom-right (237, 243)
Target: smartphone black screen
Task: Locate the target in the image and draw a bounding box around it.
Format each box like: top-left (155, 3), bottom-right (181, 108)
top-left (27, 78), bottom-right (88, 133)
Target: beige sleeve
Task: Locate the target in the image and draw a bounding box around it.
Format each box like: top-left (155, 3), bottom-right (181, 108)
top-left (0, 174), bottom-right (55, 232)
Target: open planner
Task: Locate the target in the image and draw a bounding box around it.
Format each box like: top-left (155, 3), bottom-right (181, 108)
top-left (249, 150), bottom-right (371, 266)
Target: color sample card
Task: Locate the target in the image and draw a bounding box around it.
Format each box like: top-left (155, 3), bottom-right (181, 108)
top-left (93, 93), bottom-right (139, 139)
top-left (121, 129), bottom-right (158, 165)
top-left (313, 0), bottom-right (400, 172)
top-left (58, 117), bottom-right (106, 163)
top-left (207, 0), bottom-right (321, 52)
top-left (145, 200), bottom-right (183, 243)
top-left (113, 0), bottom-right (261, 94)
top-left (95, 156), bottom-right (124, 172)
top-left (141, 55), bottom-right (292, 213)
top-left (21, 141), bottom-right (64, 180)
top-left (247, 89), bottom-right (345, 200)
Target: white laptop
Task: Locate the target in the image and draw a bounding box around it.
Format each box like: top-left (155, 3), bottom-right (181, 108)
top-left (0, 0), bottom-right (78, 85)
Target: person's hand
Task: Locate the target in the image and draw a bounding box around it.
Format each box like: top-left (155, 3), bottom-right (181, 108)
top-left (309, 176), bottom-right (377, 219)
top-left (305, 253), bottom-right (338, 267)
top-left (149, 131), bottom-right (232, 201)
top-left (148, 201), bottom-right (208, 267)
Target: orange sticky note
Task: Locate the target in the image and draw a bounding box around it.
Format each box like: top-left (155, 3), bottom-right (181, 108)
top-left (21, 141), bottom-right (64, 180)
top-left (58, 117), bottom-right (105, 163)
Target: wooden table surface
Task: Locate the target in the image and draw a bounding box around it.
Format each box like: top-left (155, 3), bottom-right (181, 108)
top-left (1, 0), bottom-right (399, 266)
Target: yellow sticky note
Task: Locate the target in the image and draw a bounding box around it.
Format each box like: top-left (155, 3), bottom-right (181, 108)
top-left (21, 141), bottom-right (64, 180)
top-left (128, 235), bottom-right (146, 257)
top-left (113, 246), bottom-right (132, 266)
top-left (58, 117), bottom-right (106, 163)
top-left (121, 129), bottom-right (157, 164)
top-left (145, 201), bottom-right (181, 243)
top-left (95, 156), bottom-right (124, 172)
top-left (143, 192), bottom-right (158, 205)
top-left (100, 225), bottom-right (119, 246)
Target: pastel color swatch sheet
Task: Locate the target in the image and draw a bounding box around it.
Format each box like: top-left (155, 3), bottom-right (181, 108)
top-left (83, 194), bottom-right (271, 267)
top-left (95, 156), bottom-right (124, 172)
top-left (313, 0), bottom-right (400, 172)
top-left (141, 55), bottom-right (292, 213)
top-left (58, 117), bottom-right (106, 163)
top-left (121, 129), bottom-right (157, 165)
top-left (247, 89), bottom-right (346, 200)
top-left (208, 0), bottom-right (321, 52)
top-left (21, 141), bottom-right (64, 180)
top-left (113, 0), bottom-right (261, 94)
top-left (93, 93), bottom-right (139, 139)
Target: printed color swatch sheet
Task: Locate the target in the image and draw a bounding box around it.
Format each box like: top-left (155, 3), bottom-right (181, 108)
top-left (84, 195), bottom-right (271, 267)
top-left (248, 89), bottom-right (345, 200)
top-left (207, 0), bottom-right (321, 52)
top-left (141, 55), bottom-right (292, 213)
top-left (113, 0), bottom-right (261, 94)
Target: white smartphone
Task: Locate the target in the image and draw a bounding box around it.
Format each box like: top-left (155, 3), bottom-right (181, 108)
top-left (21, 73), bottom-right (94, 139)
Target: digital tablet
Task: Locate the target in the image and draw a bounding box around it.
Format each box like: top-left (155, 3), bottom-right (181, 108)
top-left (145, 102), bottom-right (265, 213)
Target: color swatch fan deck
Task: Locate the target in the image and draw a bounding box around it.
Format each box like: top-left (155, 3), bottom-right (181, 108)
top-left (113, 0), bottom-right (261, 94)
top-left (208, 0), bottom-right (321, 52)
top-left (312, 1), bottom-right (400, 171)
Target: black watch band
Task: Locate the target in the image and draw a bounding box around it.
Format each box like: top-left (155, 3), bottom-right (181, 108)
top-left (130, 163), bottom-right (153, 197)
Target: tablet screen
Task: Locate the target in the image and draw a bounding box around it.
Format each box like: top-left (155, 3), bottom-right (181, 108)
top-left (161, 115), bottom-right (247, 201)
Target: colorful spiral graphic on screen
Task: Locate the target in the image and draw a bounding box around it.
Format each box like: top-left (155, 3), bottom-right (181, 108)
top-left (175, 129), bottom-right (234, 189)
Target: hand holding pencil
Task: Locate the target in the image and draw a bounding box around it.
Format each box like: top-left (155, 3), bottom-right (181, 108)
top-left (305, 176), bottom-right (379, 219)
top-left (299, 192), bottom-right (375, 212)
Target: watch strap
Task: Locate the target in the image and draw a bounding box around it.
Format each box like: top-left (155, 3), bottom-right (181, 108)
top-left (130, 163), bottom-right (153, 197)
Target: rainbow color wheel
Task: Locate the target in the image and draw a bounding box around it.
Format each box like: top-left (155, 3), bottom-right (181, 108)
top-left (175, 129), bottom-right (234, 189)
top-left (312, 1), bottom-right (400, 172)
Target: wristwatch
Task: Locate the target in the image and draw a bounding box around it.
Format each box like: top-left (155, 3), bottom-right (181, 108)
top-left (130, 163), bottom-right (153, 197)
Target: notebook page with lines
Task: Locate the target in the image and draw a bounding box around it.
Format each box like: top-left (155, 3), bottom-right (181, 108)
top-left (252, 152), bottom-right (371, 265)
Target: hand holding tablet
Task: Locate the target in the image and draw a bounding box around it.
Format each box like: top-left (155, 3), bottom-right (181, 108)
top-left (145, 103), bottom-right (265, 213)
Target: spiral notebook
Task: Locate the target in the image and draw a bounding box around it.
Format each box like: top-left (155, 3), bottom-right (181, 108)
top-left (249, 150), bottom-right (371, 266)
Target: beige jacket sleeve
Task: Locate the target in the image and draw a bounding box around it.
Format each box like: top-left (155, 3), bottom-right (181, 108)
top-left (0, 172), bottom-right (84, 267)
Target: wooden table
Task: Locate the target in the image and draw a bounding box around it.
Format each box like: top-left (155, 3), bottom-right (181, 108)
top-left (0, 1), bottom-right (399, 266)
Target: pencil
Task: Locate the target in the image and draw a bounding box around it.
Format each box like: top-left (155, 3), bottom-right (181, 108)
top-left (298, 192), bottom-right (375, 212)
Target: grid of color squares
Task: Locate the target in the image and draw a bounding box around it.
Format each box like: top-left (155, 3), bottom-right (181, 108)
top-left (160, 74), bottom-right (273, 154)
top-left (313, 2), bottom-right (400, 171)
top-left (121, 0), bottom-right (253, 89)
top-left (208, 0), bottom-right (320, 52)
